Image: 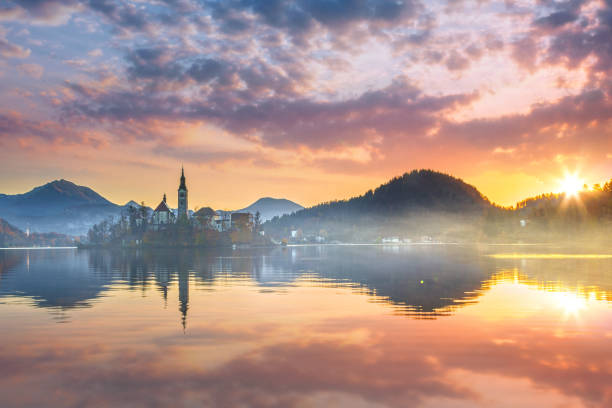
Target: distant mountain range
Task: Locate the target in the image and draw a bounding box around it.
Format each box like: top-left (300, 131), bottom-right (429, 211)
top-left (234, 197), bottom-right (304, 222)
top-left (0, 179), bottom-right (303, 236)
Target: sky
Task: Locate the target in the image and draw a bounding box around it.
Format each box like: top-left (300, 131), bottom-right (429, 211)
top-left (0, 0), bottom-right (611, 210)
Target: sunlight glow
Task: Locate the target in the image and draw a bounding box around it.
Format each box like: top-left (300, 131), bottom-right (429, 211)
top-left (559, 172), bottom-right (584, 197)
top-left (553, 292), bottom-right (587, 319)
top-left (488, 254), bottom-right (612, 259)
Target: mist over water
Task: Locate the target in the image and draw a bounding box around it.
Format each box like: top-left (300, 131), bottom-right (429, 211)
top-left (0, 246), bottom-right (611, 407)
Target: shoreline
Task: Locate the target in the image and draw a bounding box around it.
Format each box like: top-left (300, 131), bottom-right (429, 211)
top-left (2, 241), bottom-right (610, 250)
top-left (0, 246), bottom-right (78, 250)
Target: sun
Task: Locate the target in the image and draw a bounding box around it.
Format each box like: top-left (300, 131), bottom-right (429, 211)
top-left (559, 172), bottom-right (584, 197)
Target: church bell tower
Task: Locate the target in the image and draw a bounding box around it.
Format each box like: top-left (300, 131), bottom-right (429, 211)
top-left (178, 166), bottom-right (188, 219)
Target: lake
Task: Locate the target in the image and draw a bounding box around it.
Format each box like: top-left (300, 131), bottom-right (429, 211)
top-left (0, 245), bottom-right (611, 408)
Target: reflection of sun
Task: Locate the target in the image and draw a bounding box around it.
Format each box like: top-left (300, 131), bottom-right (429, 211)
top-left (554, 292), bottom-right (586, 319)
top-left (558, 172), bottom-right (584, 197)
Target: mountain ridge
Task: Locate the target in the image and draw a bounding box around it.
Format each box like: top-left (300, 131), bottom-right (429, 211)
top-left (234, 197), bottom-right (304, 222)
top-left (0, 179), bottom-right (121, 235)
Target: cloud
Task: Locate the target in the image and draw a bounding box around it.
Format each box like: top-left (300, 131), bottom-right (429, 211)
top-left (526, 0), bottom-right (612, 78)
top-left (511, 36), bottom-right (538, 71)
top-left (437, 88), bottom-right (612, 154)
top-left (125, 47), bottom-right (184, 81)
top-left (0, 0), bottom-right (79, 25)
top-left (445, 51), bottom-right (470, 71)
top-left (1, 0), bottom-right (151, 31)
top-left (87, 0), bottom-right (149, 33)
top-left (202, 0), bottom-right (423, 47)
top-left (0, 111), bottom-right (103, 147)
top-left (18, 63), bottom-right (44, 78)
top-left (0, 28), bottom-right (31, 58)
top-left (62, 76), bottom-right (476, 151)
top-left (1, 0), bottom-right (612, 201)
top-left (532, 0), bottom-right (586, 30)
top-left (534, 10), bottom-right (578, 29)
top-left (0, 38), bottom-right (30, 58)
top-left (151, 144), bottom-right (272, 167)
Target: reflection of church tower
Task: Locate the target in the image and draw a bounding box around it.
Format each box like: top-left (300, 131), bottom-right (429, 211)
top-left (178, 166), bottom-right (188, 220)
top-left (156, 267), bottom-right (171, 309)
top-left (178, 267), bottom-right (189, 331)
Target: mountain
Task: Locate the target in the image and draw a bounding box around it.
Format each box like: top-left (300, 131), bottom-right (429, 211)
top-left (0, 179), bottom-right (114, 212)
top-left (123, 200), bottom-right (142, 208)
top-left (264, 169), bottom-right (495, 242)
top-left (193, 207), bottom-right (216, 217)
top-left (0, 179), bottom-right (122, 236)
top-left (122, 200), bottom-right (154, 215)
top-left (234, 197), bottom-right (304, 222)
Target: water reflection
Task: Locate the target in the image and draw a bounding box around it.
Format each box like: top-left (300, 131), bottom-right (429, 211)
top-left (0, 249), bottom-right (113, 309)
top-left (1, 246), bottom-right (490, 322)
top-left (0, 246), bottom-right (611, 407)
top-left (2, 246), bottom-right (612, 324)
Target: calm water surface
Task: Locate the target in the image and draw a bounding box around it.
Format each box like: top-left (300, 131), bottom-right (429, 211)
top-left (0, 245), bottom-right (611, 408)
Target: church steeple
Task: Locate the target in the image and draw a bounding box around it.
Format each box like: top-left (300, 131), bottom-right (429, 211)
top-left (179, 165), bottom-right (186, 190)
top-left (177, 166), bottom-right (188, 219)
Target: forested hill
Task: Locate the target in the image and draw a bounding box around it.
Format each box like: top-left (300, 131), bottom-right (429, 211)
top-left (0, 218), bottom-right (73, 247)
top-left (353, 169), bottom-right (491, 212)
top-left (264, 170), bottom-right (494, 242)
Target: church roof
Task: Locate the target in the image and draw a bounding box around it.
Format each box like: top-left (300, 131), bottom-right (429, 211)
top-left (154, 200), bottom-right (172, 213)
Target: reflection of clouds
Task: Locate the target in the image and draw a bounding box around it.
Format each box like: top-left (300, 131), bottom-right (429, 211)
top-left (0, 310), bottom-right (610, 408)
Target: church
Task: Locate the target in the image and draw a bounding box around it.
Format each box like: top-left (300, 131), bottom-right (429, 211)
top-left (151, 167), bottom-right (189, 230)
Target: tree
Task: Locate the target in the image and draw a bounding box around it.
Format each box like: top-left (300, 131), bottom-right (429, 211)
top-left (127, 205), bottom-right (138, 231)
top-left (139, 202), bottom-right (150, 232)
top-left (254, 211), bottom-right (262, 233)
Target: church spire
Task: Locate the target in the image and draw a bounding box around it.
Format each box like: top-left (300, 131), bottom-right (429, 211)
top-left (177, 165), bottom-right (188, 219)
top-left (179, 165), bottom-right (186, 190)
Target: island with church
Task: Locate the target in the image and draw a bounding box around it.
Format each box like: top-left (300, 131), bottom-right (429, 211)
top-left (81, 167), bottom-right (271, 248)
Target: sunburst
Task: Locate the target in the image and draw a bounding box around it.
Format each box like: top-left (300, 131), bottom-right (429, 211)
top-left (558, 172), bottom-right (584, 198)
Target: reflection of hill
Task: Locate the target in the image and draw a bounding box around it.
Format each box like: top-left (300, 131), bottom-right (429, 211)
top-left (0, 249), bottom-right (113, 308)
top-left (3, 246), bottom-right (610, 321)
top-left (0, 251), bottom-right (22, 277)
top-left (256, 246), bottom-right (494, 317)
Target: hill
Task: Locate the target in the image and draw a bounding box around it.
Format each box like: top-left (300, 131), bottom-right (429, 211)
top-left (235, 197), bottom-right (304, 221)
top-left (0, 217), bottom-right (73, 247)
top-left (501, 183), bottom-right (612, 243)
top-left (0, 218), bottom-right (26, 246)
top-left (264, 170), bottom-right (495, 242)
top-left (0, 179), bottom-right (122, 236)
